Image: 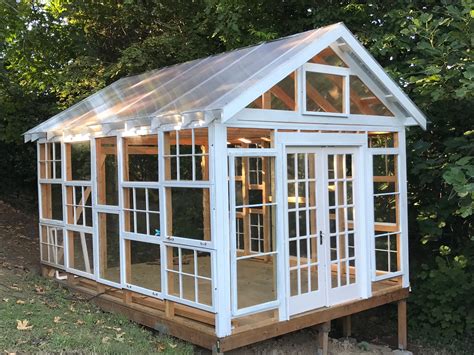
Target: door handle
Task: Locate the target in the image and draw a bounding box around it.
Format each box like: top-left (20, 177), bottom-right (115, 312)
top-left (319, 230), bottom-right (323, 245)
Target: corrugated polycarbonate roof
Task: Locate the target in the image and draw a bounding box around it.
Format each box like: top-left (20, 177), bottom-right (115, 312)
top-left (24, 22), bottom-right (427, 141)
top-left (25, 24), bottom-right (339, 139)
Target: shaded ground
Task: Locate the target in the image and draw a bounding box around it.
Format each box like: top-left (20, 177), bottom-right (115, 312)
top-left (0, 200), bottom-right (460, 354)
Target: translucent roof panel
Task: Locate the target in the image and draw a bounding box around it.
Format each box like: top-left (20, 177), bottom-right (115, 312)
top-left (25, 24), bottom-right (338, 136)
top-left (24, 21), bottom-right (427, 140)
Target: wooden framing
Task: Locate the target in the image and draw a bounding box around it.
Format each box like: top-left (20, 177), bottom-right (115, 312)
top-left (40, 264), bottom-right (408, 352)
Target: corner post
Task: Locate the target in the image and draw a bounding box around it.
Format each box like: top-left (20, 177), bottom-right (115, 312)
top-left (210, 122), bottom-right (232, 337)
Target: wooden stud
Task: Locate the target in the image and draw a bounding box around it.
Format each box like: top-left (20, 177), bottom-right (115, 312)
top-left (398, 299), bottom-right (407, 350)
top-left (342, 315), bottom-right (352, 337)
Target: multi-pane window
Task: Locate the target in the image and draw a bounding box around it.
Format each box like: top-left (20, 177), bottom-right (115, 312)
top-left (373, 154), bottom-right (401, 276)
top-left (40, 224), bottom-right (64, 268)
top-left (166, 246), bottom-right (213, 308)
top-left (123, 187), bottom-right (160, 237)
top-left (39, 143), bottom-right (61, 180)
top-left (164, 128), bottom-right (209, 181)
top-left (66, 185), bottom-right (93, 227)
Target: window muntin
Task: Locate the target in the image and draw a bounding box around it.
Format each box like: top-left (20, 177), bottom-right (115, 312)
top-left (68, 230), bottom-right (94, 275)
top-left (40, 183), bottom-right (63, 221)
top-left (166, 245), bottom-right (213, 308)
top-left (123, 187), bottom-right (160, 237)
top-left (40, 224), bottom-right (64, 268)
top-left (305, 72), bottom-right (345, 113)
top-left (66, 142), bottom-right (91, 181)
top-left (39, 143), bottom-right (61, 180)
top-left (164, 128), bottom-right (209, 181)
top-left (96, 137), bottom-right (118, 205)
top-left (375, 231), bottom-right (400, 273)
top-left (350, 76), bottom-right (393, 116)
top-left (123, 135), bottom-right (158, 182)
top-left (66, 185), bottom-right (93, 227)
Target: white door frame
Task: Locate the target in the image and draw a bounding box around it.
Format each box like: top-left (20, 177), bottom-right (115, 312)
top-left (275, 132), bottom-right (370, 320)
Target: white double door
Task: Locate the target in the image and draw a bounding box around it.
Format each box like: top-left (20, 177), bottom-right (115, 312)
top-left (285, 146), bottom-right (362, 315)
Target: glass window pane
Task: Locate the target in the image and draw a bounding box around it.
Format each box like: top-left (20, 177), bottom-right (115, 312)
top-left (68, 142), bottom-right (91, 181)
top-left (68, 230), bottom-right (94, 274)
top-left (247, 72), bottom-right (296, 111)
top-left (308, 47), bottom-right (347, 67)
top-left (306, 72), bottom-right (344, 113)
top-left (123, 135), bottom-right (158, 182)
top-left (128, 241), bottom-right (161, 292)
top-left (98, 213), bottom-right (120, 283)
top-left (96, 137), bottom-right (118, 205)
top-left (227, 128), bottom-right (273, 148)
top-left (169, 188), bottom-right (210, 241)
top-left (350, 76), bottom-right (393, 116)
top-left (368, 132), bottom-right (398, 148)
top-left (41, 184), bottom-right (63, 221)
top-left (237, 255), bottom-right (276, 309)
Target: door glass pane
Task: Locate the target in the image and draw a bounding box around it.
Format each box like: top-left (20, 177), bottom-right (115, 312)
top-left (327, 153), bottom-right (356, 289)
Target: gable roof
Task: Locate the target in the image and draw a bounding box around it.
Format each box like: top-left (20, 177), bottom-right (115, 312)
top-left (24, 22), bottom-right (426, 142)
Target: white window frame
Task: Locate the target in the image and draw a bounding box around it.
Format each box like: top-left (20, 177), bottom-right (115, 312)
top-left (301, 63), bottom-right (350, 117)
top-left (366, 129), bottom-right (407, 283)
top-left (228, 149), bottom-right (280, 317)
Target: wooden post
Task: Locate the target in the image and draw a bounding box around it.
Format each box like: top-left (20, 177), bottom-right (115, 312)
top-left (398, 299), bottom-right (407, 350)
top-left (342, 315), bottom-right (352, 337)
top-left (316, 321), bottom-right (331, 355)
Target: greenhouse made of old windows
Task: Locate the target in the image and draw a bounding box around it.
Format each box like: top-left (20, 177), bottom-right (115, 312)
top-left (25, 23), bottom-right (426, 353)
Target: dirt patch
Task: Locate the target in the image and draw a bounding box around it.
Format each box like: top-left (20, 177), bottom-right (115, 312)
top-left (0, 200), bottom-right (40, 274)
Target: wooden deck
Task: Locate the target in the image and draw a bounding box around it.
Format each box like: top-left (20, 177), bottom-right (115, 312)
top-left (42, 265), bottom-right (408, 353)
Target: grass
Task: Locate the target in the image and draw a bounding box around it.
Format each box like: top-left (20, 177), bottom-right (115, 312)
top-left (0, 269), bottom-right (194, 354)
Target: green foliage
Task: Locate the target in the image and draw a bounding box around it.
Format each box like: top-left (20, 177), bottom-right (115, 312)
top-left (410, 256), bottom-right (474, 338)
